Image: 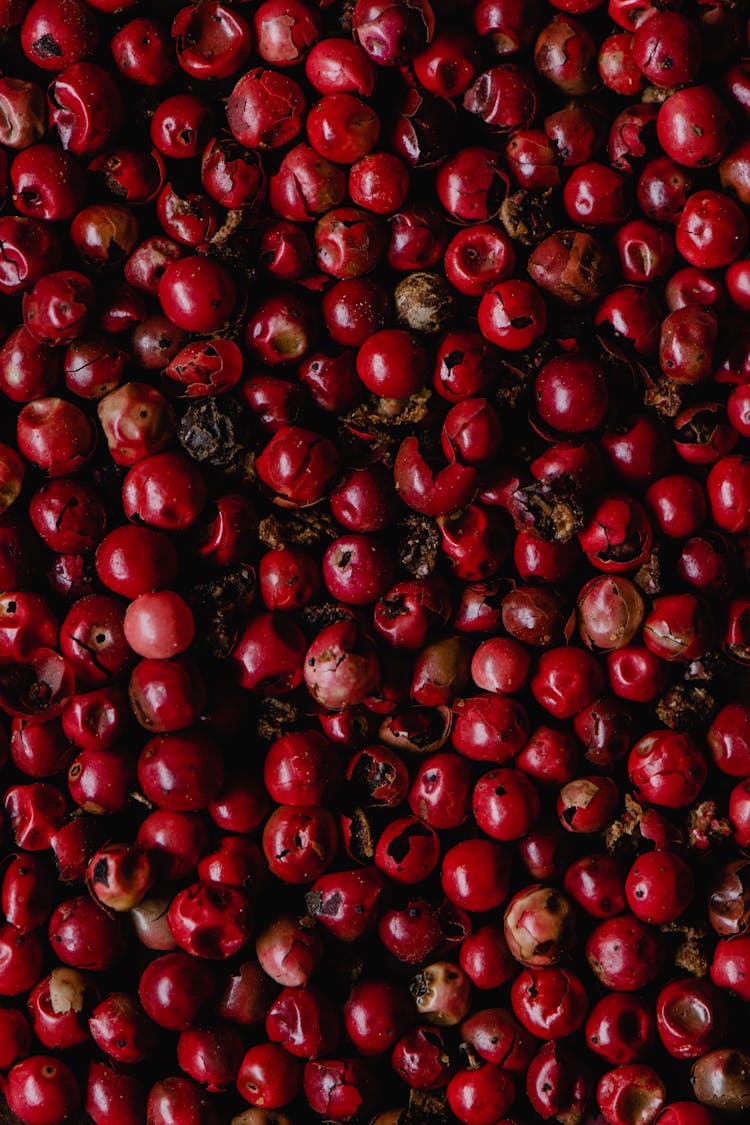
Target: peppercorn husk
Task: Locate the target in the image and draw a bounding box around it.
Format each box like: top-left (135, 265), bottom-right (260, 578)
top-left (258, 510), bottom-right (339, 549)
top-left (512, 479), bottom-right (585, 542)
top-left (500, 188), bottom-right (556, 245)
top-left (634, 548), bottom-right (662, 595)
top-left (656, 684), bottom-right (716, 730)
top-left (663, 922), bottom-right (710, 977)
top-left (395, 272), bottom-right (455, 334)
top-left (643, 375), bottom-right (684, 418)
top-left (256, 697), bottom-right (301, 742)
top-left (178, 397), bottom-right (248, 470)
top-left (402, 1089), bottom-right (452, 1125)
top-left (187, 565), bottom-right (256, 660)
top-left (687, 800), bottom-right (732, 852)
top-left (397, 513), bottom-right (439, 577)
top-left (300, 601), bottom-right (358, 634)
top-left (342, 389), bottom-right (433, 445)
top-left (341, 806), bottom-right (376, 863)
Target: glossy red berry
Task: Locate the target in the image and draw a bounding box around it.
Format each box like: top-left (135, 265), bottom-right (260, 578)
top-left (586, 992), bottom-right (654, 1064)
top-left (6, 1056), bottom-right (80, 1125)
top-left (625, 850), bottom-right (694, 924)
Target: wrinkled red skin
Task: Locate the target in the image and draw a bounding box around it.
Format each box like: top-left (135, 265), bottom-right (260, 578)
top-left (436, 146), bottom-right (506, 223)
top-left (474, 0), bottom-right (540, 53)
top-left (587, 914), bottom-right (664, 990)
top-left (89, 147), bottom-right (165, 205)
top-left (545, 101), bottom-right (607, 166)
top-left (48, 62), bottom-right (123, 158)
top-left (227, 68), bottom-right (307, 150)
top-left (308, 867), bottom-right (386, 942)
top-left (128, 656), bottom-right (206, 733)
top-left (0, 325), bottom-right (59, 404)
top-left (511, 965), bottom-right (588, 1038)
top-left (656, 979), bottom-right (727, 1059)
top-left (195, 494), bottom-right (257, 569)
top-left (607, 98), bottom-right (657, 166)
top-left (598, 31), bottom-right (645, 96)
top-left (597, 1064), bottom-right (666, 1125)
top-left (394, 437), bottom-right (479, 517)
top-left (173, 3), bottom-right (253, 80)
top-left (256, 426), bottom-right (340, 508)
top-left (233, 613), bottom-right (307, 695)
top-left (633, 12), bottom-right (702, 87)
top-left (534, 14), bottom-right (598, 94)
top-left (642, 593), bottom-right (714, 663)
top-left (146, 1076), bottom-right (217, 1125)
top-left (303, 1056), bottom-right (374, 1120)
top-left (506, 128), bottom-right (560, 190)
top-left (2, 853), bottom-right (56, 933)
top-left (586, 992), bottom-right (654, 1064)
top-left (464, 64), bottom-right (537, 132)
top-left (628, 730), bottom-right (708, 808)
top-left (48, 896), bottom-right (126, 971)
top-left (168, 881), bottom-right (252, 960)
top-left (85, 1063), bottom-right (146, 1125)
top-left (111, 17), bottom-right (177, 87)
top-left (438, 505), bottom-right (508, 582)
top-left (257, 222), bottom-right (312, 282)
top-left (266, 985), bottom-right (340, 1058)
top-left (391, 1027), bottom-right (451, 1090)
top-left (306, 37), bottom-right (375, 95)
top-left (263, 804), bottom-right (338, 884)
top-left (157, 182), bottom-right (220, 248)
top-left (578, 494), bottom-right (653, 573)
top-left (527, 1041), bottom-right (590, 1122)
top-left (125, 239), bottom-right (183, 300)
top-left (392, 83), bottom-right (458, 167)
top-left (451, 694), bottom-right (529, 763)
top-left (352, 0), bottom-right (435, 67)
top-left (388, 204), bottom-right (448, 269)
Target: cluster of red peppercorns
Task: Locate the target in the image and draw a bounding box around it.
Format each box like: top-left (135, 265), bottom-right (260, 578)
top-left (0, 0), bottom-right (749, 1122)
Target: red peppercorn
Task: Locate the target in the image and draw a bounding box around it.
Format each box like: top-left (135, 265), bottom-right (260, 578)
top-left (511, 965), bottom-right (588, 1037)
top-left (597, 1064), bottom-right (666, 1125)
top-left (625, 850), bottom-right (694, 923)
top-left (628, 731), bottom-right (708, 807)
top-left (656, 979), bottom-right (727, 1059)
top-left (586, 992), bottom-right (654, 1064)
top-left (586, 914), bottom-right (664, 990)
top-left (6, 1056), bottom-right (80, 1125)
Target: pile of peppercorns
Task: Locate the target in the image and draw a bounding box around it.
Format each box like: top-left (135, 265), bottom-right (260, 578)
top-left (0, 0), bottom-right (749, 1122)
